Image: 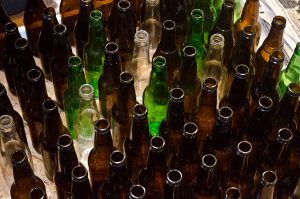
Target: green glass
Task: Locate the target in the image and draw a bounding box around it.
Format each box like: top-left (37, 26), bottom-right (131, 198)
top-left (185, 9), bottom-right (206, 78)
top-left (143, 56), bottom-right (169, 136)
top-left (277, 42), bottom-right (300, 98)
top-left (63, 56), bottom-right (86, 139)
top-left (83, 10), bottom-right (106, 99)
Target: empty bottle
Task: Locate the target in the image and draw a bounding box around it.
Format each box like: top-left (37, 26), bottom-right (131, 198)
top-left (0, 3), bottom-right (11, 69)
top-left (129, 184), bottom-right (146, 199)
top-left (71, 165), bottom-right (93, 199)
top-left (29, 187), bottom-right (48, 199)
top-left (224, 187), bottom-right (242, 199)
top-left (253, 170), bottom-right (277, 199)
top-left (163, 169), bottom-right (183, 199)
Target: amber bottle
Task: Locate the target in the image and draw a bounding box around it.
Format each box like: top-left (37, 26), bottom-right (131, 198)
top-left (71, 165), bottom-right (93, 199)
top-left (0, 3), bottom-right (11, 68)
top-left (163, 169), bottom-right (183, 199)
top-left (253, 170), bottom-right (278, 199)
top-left (29, 187), bottom-right (48, 199)
top-left (129, 184), bottom-right (146, 198)
top-left (224, 187), bottom-right (242, 199)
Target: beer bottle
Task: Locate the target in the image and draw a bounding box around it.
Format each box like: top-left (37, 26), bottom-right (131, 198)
top-left (74, 0), bottom-right (94, 59)
top-left (25, 69), bottom-right (49, 152)
top-left (23, 0), bottom-right (46, 56)
top-left (277, 42), bottom-right (300, 98)
top-left (88, 119), bottom-right (113, 197)
top-left (143, 56), bottom-right (169, 137)
top-left (176, 46), bottom-right (201, 119)
top-left (112, 72), bottom-right (137, 151)
top-left (185, 9), bottom-right (206, 78)
top-left (253, 170), bottom-right (277, 199)
top-left (0, 3), bottom-right (11, 69)
top-left (29, 187), bottom-right (48, 199)
top-left (54, 134), bottom-right (79, 199)
top-left (64, 56), bottom-right (86, 138)
top-left (3, 22), bottom-right (21, 95)
top-left (124, 104), bottom-right (150, 183)
top-left (254, 16), bottom-right (286, 85)
top-left (83, 10), bottom-right (106, 99)
top-left (224, 187), bottom-right (242, 199)
top-left (40, 99), bottom-right (70, 181)
top-left (219, 64), bottom-right (251, 138)
top-left (139, 136), bottom-right (168, 199)
top-left (192, 77), bottom-right (217, 155)
top-left (101, 150), bottom-right (132, 198)
top-left (71, 165), bottom-right (93, 199)
top-left (10, 150), bottom-right (45, 199)
top-left (235, 0), bottom-right (260, 51)
top-left (153, 20), bottom-right (181, 88)
top-left (37, 7), bottom-right (58, 80)
top-left (163, 169), bottom-right (183, 199)
top-left (98, 42), bottom-right (121, 122)
top-left (159, 88), bottom-right (185, 165)
top-left (209, 0), bottom-right (236, 67)
top-left (130, 185), bottom-right (146, 199)
top-left (50, 24), bottom-right (73, 109)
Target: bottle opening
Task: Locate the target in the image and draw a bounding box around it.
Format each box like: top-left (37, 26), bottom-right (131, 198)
top-left (163, 20), bottom-right (176, 30)
top-left (237, 141), bottom-right (252, 157)
top-left (95, 119), bottom-right (110, 133)
top-left (134, 30), bottom-right (149, 44)
top-left (270, 50), bottom-right (284, 64)
top-left (27, 69), bottom-right (42, 83)
top-left (110, 150), bottom-right (126, 167)
top-left (202, 154), bottom-right (217, 170)
top-left (43, 7), bottom-right (56, 20)
top-left (218, 106), bottom-right (233, 122)
top-left (82, 0), bottom-right (92, 4)
top-left (133, 104), bottom-right (148, 118)
top-left (234, 64), bottom-right (249, 79)
top-left (243, 25), bottom-right (256, 39)
top-left (287, 83), bottom-right (300, 97)
top-left (277, 128), bottom-right (293, 143)
top-left (224, 0), bottom-right (236, 9)
top-left (258, 96), bottom-right (273, 112)
top-left (210, 33), bottom-right (224, 48)
top-left (130, 185), bottom-right (146, 198)
top-left (15, 38), bottom-right (28, 50)
top-left (118, 0), bottom-right (131, 11)
top-left (91, 10), bottom-right (102, 20)
top-left (5, 22), bottom-right (17, 33)
top-left (166, 169), bottom-right (182, 186)
top-left (153, 56), bottom-right (166, 68)
top-left (68, 56), bottom-right (82, 68)
top-left (58, 134), bottom-right (73, 151)
top-left (11, 150), bottom-right (26, 165)
top-left (0, 115), bottom-right (14, 130)
top-left (42, 99), bottom-right (57, 112)
top-left (54, 24), bottom-right (67, 35)
top-left (170, 88), bottom-right (184, 103)
top-left (105, 42), bottom-right (119, 54)
top-left (30, 187), bottom-right (46, 199)
top-left (225, 187), bottom-right (241, 199)
top-left (72, 165), bottom-right (88, 182)
top-left (191, 9), bottom-right (204, 21)
top-left (272, 16), bottom-right (286, 29)
top-left (79, 84), bottom-right (94, 100)
top-left (120, 72), bottom-right (134, 85)
top-left (204, 77), bottom-right (218, 92)
top-left (261, 170), bottom-right (277, 187)
top-left (150, 136), bottom-right (165, 152)
top-left (183, 122), bottom-right (198, 138)
top-left (0, 83), bottom-right (6, 96)
top-left (183, 46), bottom-right (196, 57)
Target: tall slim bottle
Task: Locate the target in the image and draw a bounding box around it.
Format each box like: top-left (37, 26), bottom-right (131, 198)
top-left (83, 10), bottom-right (106, 99)
top-left (253, 170), bottom-right (278, 199)
top-left (0, 3), bottom-right (11, 69)
top-left (71, 165), bottom-right (93, 199)
top-left (163, 169), bottom-right (183, 199)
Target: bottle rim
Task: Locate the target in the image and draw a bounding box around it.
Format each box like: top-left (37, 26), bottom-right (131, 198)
top-left (183, 122), bottom-right (198, 139)
top-left (261, 170), bottom-right (277, 187)
top-left (183, 46), bottom-right (196, 57)
top-left (287, 83), bottom-right (300, 97)
top-left (134, 30), bottom-right (149, 46)
top-left (79, 84), bottom-right (94, 101)
top-left (234, 64), bottom-right (250, 79)
top-left (258, 96), bottom-right (273, 112)
top-left (218, 106), bottom-right (233, 122)
top-left (72, 165), bottom-right (88, 182)
top-left (166, 169), bottom-right (182, 187)
top-left (0, 83), bottom-right (7, 96)
top-left (117, 0), bottom-right (131, 11)
top-left (225, 187), bottom-right (241, 199)
top-left (110, 150), bottom-right (126, 167)
top-left (81, 0), bottom-right (92, 4)
top-left (242, 25), bottom-right (256, 39)
top-left (57, 134), bottom-right (74, 151)
top-left (27, 68), bottom-right (42, 83)
top-left (15, 38), bottom-right (28, 51)
top-left (272, 16), bottom-right (286, 29)
top-left (203, 77), bottom-right (218, 92)
top-left (68, 56), bottom-right (82, 69)
top-left (191, 9), bottom-right (204, 21)
top-left (146, 0), bottom-right (159, 6)
top-left (120, 72), bottom-right (134, 85)
top-left (210, 33), bottom-right (224, 49)
top-left (150, 136), bottom-right (165, 152)
top-left (11, 150), bottom-right (27, 166)
top-left (0, 115), bottom-right (14, 130)
top-left (223, 0), bottom-right (236, 10)
top-left (90, 10), bottom-right (103, 20)
top-left (29, 187), bottom-right (46, 199)
top-left (105, 42), bottom-right (119, 54)
top-left (269, 50), bottom-right (284, 65)
top-left (201, 154), bottom-right (217, 170)
top-left (130, 185), bottom-right (146, 199)
top-left (95, 119), bottom-right (111, 134)
top-left (153, 56), bottom-right (166, 69)
top-left (53, 24), bottom-right (67, 36)
top-left (42, 7), bottom-right (56, 20)
top-left (163, 20), bottom-right (176, 31)
top-left (5, 22), bottom-right (18, 34)
top-left (277, 128), bottom-right (293, 144)
top-left (169, 88), bottom-right (184, 103)
top-left (133, 104), bottom-right (148, 119)
top-left (42, 99), bottom-right (57, 112)
top-left (236, 140), bottom-right (252, 157)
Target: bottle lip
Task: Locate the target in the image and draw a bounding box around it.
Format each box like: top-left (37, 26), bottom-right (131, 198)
top-left (153, 56), bottom-right (167, 69)
top-left (68, 56), bottom-right (82, 69)
top-left (133, 104), bottom-right (148, 119)
top-left (191, 9), bottom-right (204, 21)
top-left (57, 134), bottom-right (74, 151)
top-left (225, 186), bottom-right (241, 199)
top-left (29, 187), bottom-right (46, 199)
top-left (269, 50), bottom-right (284, 65)
top-left (286, 83), bottom-right (300, 97)
top-left (117, 0), bottom-right (131, 12)
top-left (79, 84), bottom-right (94, 101)
top-left (234, 64), bottom-right (250, 79)
top-left (201, 154), bottom-right (217, 170)
top-left (169, 88), bottom-right (184, 103)
top-left (150, 136), bottom-right (165, 152)
top-left (183, 46), bottom-right (196, 57)
top-left (223, 0), bottom-right (236, 10)
top-left (5, 22), bottom-right (18, 34)
top-left (258, 96), bottom-right (273, 112)
top-left (105, 42), bottom-right (119, 55)
top-left (15, 38), bottom-right (28, 51)
top-left (134, 30), bottom-right (149, 46)
top-left (261, 170), bottom-right (277, 187)
top-left (53, 24), bottom-right (67, 36)
top-left (183, 122), bottom-right (198, 139)
top-left (209, 33), bottom-right (224, 49)
top-left (110, 150), bottom-right (126, 167)
top-left (146, 0), bottom-right (159, 6)
top-left (11, 150), bottom-right (27, 166)
top-left (272, 16), bottom-right (286, 29)
top-left (130, 185), bottom-right (146, 199)
top-left (81, 0), bottom-right (92, 4)
top-left (203, 77), bottom-right (218, 92)
top-left (166, 169), bottom-right (182, 187)
top-left (42, 7), bottom-right (56, 21)
top-left (242, 25), bottom-right (256, 40)
top-left (0, 115), bottom-right (14, 131)
top-left (120, 72), bottom-right (134, 85)
top-left (236, 140), bottom-right (252, 157)
top-left (42, 99), bottom-right (58, 112)
top-left (218, 106), bottom-right (233, 122)
top-left (277, 128), bottom-right (293, 144)
top-left (95, 119), bottom-right (111, 134)
top-left (163, 20), bottom-right (176, 31)
top-left (27, 68), bottom-right (42, 84)
top-left (72, 165), bottom-right (88, 182)
top-left (0, 83), bottom-right (7, 96)
top-left (90, 10), bottom-right (102, 20)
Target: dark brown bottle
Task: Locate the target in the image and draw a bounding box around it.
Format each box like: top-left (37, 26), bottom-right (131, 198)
top-left (74, 0), bottom-right (94, 59)
top-left (101, 150), bottom-right (132, 199)
top-left (25, 69), bottom-right (49, 153)
top-left (153, 20), bottom-right (181, 88)
top-left (23, 0), bottom-right (47, 56)
top-left (3, 22), bottom-right (21, 95)
top-left (10, 150), bottom-right (46, 199)
top-left (129, 184), bottom-right (147, 199)
top-left (163, 169), bottom-right (183, 199)
top-left (139, 136), bottom-right (168, 199)
top-left (224, 187), bottom-right (242, 199)
top-left (253, 170), bottom-right (278, 199)
top-left (50, 24), bottom-right (73, 109)
top-left (71, 165), bottom-right (93, 199)
top-left (37, 7), bottom-right (58, 80)
top-left (0, 3), bottom-right (11, 69)
top-left (40, 99), bottom-right (70, 181)
top-left (159, 88), bottom-right (185, 166)
top-left (88, 118), bottom-right (113, 198)
top-left (209, 0), bottom-right (236, 67)
top-left (112, 72), bottom-right (137, 151)
top-left (54, 134), bottom-right (79, 199)
top-left (176, 46), bottom-right (201, 119)
top-left (124, 104), bottom-right (150, 183)
top-left (29, 187), bottom-right (48, 199)
top-left (192, 77), bottom-right (217, 155)
top-left (220, 64), bottom-right (251, 138)
top-left (0, 83), bottom-right (27, 145)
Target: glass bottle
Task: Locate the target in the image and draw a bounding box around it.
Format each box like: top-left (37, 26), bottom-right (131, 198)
top-left (83, 10), bottom-right (106, 99)
top-left (277, 42), bottom-right (300, 98)
top-left (88, 119), bottom-right (113, 197)
top-left (98, 42), bottom-right (122, 122)
top-left (163, 169), bottom-right (183, 199)
top-left (253, 170), bottom-right (277, 199)
top-left (112, 72), bottom-right (137, 151)
top-left (202, 33), bottom-right (227, 105)
top-left (54, 134), bottom-right (79, 199)
top-left (71, 165), bottom-right (93, 199)
top-left (0, 3), bottom-right (11, 69)
top-left (159, 88), bottom-right (185, 165)
top-left (139, 136), bottom-right (168, 199)
top-left (74, 0), bottom-right (94, 59)
top-left (10, 150), bottom-right (45, 199)
top-left (101, 150), bottom-right (132, 198)
top-left (50, 24), bottom-right (73, 109)
top-left (124, 104), bottom-right (150, 183)
top-left (127, 30), bottom-right (150, 104)
top-left (40, 99), bottom-right (70, 181)
top-left (37, 7), bottom-right (58, 80)
top-left (224, 187), bottom-right (242, 199)
top-left (130, 185), bottom-right (146, 199)
top-left (29, 187), bottom-right (48, 199)
top-left (143, 56), bottom-right (169, 137)
top-left (176, 45), bottom-right (201, 119)
top-left (153, 20), bottom-right (181, 88)
top-left (63, 56), bottom-right (86, 139)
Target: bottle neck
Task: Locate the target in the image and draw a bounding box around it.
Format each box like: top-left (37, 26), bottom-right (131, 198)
top-left (158, 23), bottom-right (176, 53)
top-left (199, 88), bottom-right (217, 107)
top-left (247, 106), bottom-right (271, 138)
top-left (264, 26), bottom-right (284, 49)
top-left (195, 165), bottom-right (215, 190)
top-left (0, 92), bottom-right (15, 116)
top-left (165, 100), bottom-right (185, 130)
top-left (13, 157), bottom-right (34, 182)
top-left (177, 133), bottom-right (197, 159)
top-left (67, 66), bottom-right (86, 95)
top-left (43, 107), bottom-right (64, 143)
top-left (78, 0), bottom-right (94, 21)
top-left (131, 115), bottom-right (150, 144)
top-left (213, 117), bottom-right (232, 148)
top-left (216, 2), bottom-right (234, 31)
top-left (0, 4), bottom-right (10, 24)
top-left (108, 162), bottom-right (130, 184)
top-left (278, 88), bottom-right (298, 122)
top-left (5, 28), bottom-right (21, 53)
top-left (88, 15), bottom-right (105, 42)
top-left (0, 116), bottom-right (19, 144)
top-left (179, 53), bottom-right (198, 88)
top-left (116, 83), bottom-right (136, 117)
top-left (228, 75), bottom-right (250, 106)
top-left (53, 33), bottom-right (72, 57)
top-left (240, 0), bottom-right (259, 24)
top-left (148, 63), bottom-right (168, 91)
top-left (188, 9), bottom-right (204, 45)
top-left (147, 149), bottom-right (166, 169)
top-left (103, 53), bottom-right (121, 85)
top-left (206, 41), bottom-right (224, 63)
top-left (58, 147), bottom-right (79, 176)
top-left (260, 59), bottom-right (283, 95)
top-left (234, 36), bottom-right (253, 66)
top-left (94, 130), bottom-right (113, 149)
top-left (229, 148), bottom-right (251, 176)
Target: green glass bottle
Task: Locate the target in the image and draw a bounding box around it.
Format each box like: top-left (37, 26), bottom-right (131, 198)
top-left (63, 56), bottom-right (86, 139)
top-left (83, 10), bottom-right (106, 99)
top-left (143, 56), bottom-right (169, 136)
top-left (277, 42), bottom-right (300, 98)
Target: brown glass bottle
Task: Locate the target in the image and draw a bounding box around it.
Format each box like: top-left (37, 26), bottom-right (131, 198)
top-left (0, 3), bottom-right (11, 69)
top-left (101, 150), bottom-right (132, 199)
top-left (253, 170), bottom-right (277, 199)
top-left (153, 20), bottom-right (181, 88)
top-left (159, 88), bottom-right (185, 166)
top-left (50, 24), bottom-right (73, 109)
top-left (209, 0), bottom-right (236, 67)
top-left (163, 169), bottom-right (183, 199)
top-left (71, 165), bottom-right (93, 199)
top-left (29, 187), bottom-right (48, 199)
top-left (25, 69), bottom-right (49, 153)
top-left (224, 187), bottom-right (242, 199)
top-left (139, 136), bottom-right (168, 199)
top-left (220, 64), bottom-right (250, 138)
top-left (10, 150), bottom-right (46, 199)
top-left (54, 134), bottom-right (79, 199)
top-left (176, 46), bottom-right (201, 119)
top-left (38, 7), bottom-right (58, 80)
top-left (254, 16), bottom-right (286, 85)
top-left (23, 0), bottom-right (46, 56)
top-left (124, 104), bottom-right (150, 183)
top-left (40, 99), bottom-right (70, 181)
top-left (129, 184), bottom-right (147, 199)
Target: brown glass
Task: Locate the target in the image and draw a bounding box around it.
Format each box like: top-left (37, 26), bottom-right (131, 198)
top-left (0, 3), bottom-right (11, 69)
top-left (163, 169), bottom-right (183, 199)
top-left (253, 170), bottom-right (277, 199)
top-left (93, 0), bottom-right (113, 24)
top-left (29, 187), bottom-right (48, 199)
top-left (71, 165), bottom-right (93, 199)
top-left (129, 184), bottom-right (146, 199)
top-left (224, 187), bottom-right (242, 199)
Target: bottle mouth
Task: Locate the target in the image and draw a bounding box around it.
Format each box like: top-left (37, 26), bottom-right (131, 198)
top-left (150, 136), bottom-right (165, 152)
top-left (105, 42), bottom-right (119, 54)
top-left (30, 187), bottom-right (46, 199)
top-left (201, 154), bottom-right (217, 170)
top-left (191, 9), bottom-right (204, 21)
top-left (42, 99), bottom-right (57, 112)
top-left (117, 0), bottom-right (131, 11)
top-left (224, 0), bottom-right (236, 10)
top-left (170, 88), bottom-right (184, 103)
top-left (110, 150), bottom-right (126, 167)
top-left (234, 64), bottom-right (250, 79)
top-left (258, 96), bottom-right (273, 112)
top-left (5, 22), bottom-right (18, 34)
top-left (210, 33), bottom-right (224, 48)
top-left (68, 56), bottom-right (82, 69)
top-left (120, 72), bottom-right (134, 85)
top-left (153, 56), bottom-right (166, 69)
top-left (82, 0), bottom-right (92, 4)
top-left (218, 106), bottom-right (233, 122)
top-left (0, 115), bottom-right (14, 131)
top-left (133, 104), bottom-right (148, 119)
top-left (146, 0), bottom-right (159, 6)
top-left (277, 128), bottom-right (293, 144)
top-left (54, 24), bottom-right (67, 36)
top-left (203, 77), bottom-right (218, 92)
top-left (225, 187), bottom-right (241, 199)
top-left (272, 16), bottom-right (286, 29)
top-left (15, 38), bottom-right (28, 50)
top-left (134, 30), bottom-right (149, 46)
top-left (261, 170), bottom-right (277, 187)
top-left (57, 134), bottom-right (74, 151)
top-left (163, 20), bottom-right (176, 31)
top-left (90, 10), bottom-right (102, 20)
top-left (0, 83), bottom-right (6, 96)
top-left (79, 84), bottom-right (94, 101)
top-left (27, 69), bottom-right (42, 83)
top-left (236, 141), bottom-right (252, 157)
top-left (95, 119), bottom-right (111, 133)
top-left (183, 46), bottom-right (196, 57)
top-left (11, 150), bottom-right (27, 166)
top-left (183, 122), bottom-right (198, 139)
top-left (166, 169), bottom-right (182, 187)
top-left (287, 83), bottom-right (300, 97)
top-left (42, 7), bottom-right (56, 20)
top-left (242, 25), bottom-right (256, 39)
top-left (72, 165), bottom-right (88, 182)
top-left (130, 185), bottom-right (146, 199)
top-left (269, 50), bottom-right (284, 65)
